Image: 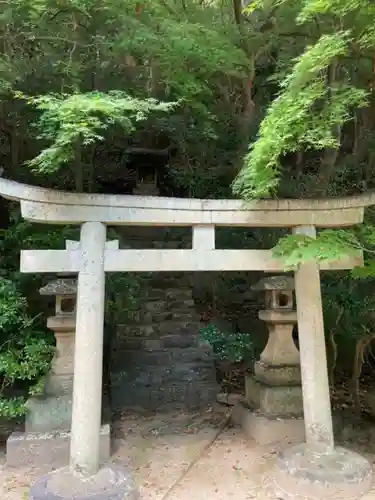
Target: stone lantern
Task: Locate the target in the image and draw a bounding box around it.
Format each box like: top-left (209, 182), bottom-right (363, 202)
top-left (252, 275), bottom-right (299, 375)
top-left (25, 278), bottom-right (77, 433)
top-left (233, 275), bottom-right (305, 445)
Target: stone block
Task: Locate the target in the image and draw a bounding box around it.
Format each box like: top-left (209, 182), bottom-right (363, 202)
top-left (25, 395), bottom-right (73, 433)
top-left (118, 346), bottom-right (215, 367)
top-left (29, 465), bottom-right (139, 500)
top-left (45, 374), bottom-right (74, 396)
top-left (245, 376), bottom-right (261, 408)
top-left (232, 402), bottom-right (305, 446)
top-left (117, 321), bottom-right (200, 338)
top-left (143, 299), bottom-right (195, 313)
top-left (254, 361), bottom-right (301, 386)
top-left (160, 334), bottom-right (200, 349)
top-left (140, 288), bottom-right (193, 301)
top-left (25, 394), bottom-right (111, 434)
top-left (245, 377), bottom-right (303, 416)
top-left (6, 424), bottom-right (110, 468)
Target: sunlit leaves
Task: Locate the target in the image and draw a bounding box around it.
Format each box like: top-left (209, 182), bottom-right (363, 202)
top-left (15, 90), bottom-right (176, 173)
top-left (272, 229), bottom-right (362, 269)
top-left (298, 0), bottom-right (375, 23)
top-left (233, 31), bottom-right (368, 199)
top-left (352, 260), bottom-right (375, 279)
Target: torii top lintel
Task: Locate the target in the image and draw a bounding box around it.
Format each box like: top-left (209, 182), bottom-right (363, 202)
top-left (0, 177), bottom-right (371, 227)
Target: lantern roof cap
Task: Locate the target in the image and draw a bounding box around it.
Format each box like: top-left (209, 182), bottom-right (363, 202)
top-left (252, 275), bottom-right (294, 291)
top-left (39, 278), bottom-right (77, 296)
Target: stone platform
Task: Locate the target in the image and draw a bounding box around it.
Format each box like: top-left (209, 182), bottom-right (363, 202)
top-left (6, 424), bottom-right (110, 468)
top-left (232, 401), bottom-right (305, 445)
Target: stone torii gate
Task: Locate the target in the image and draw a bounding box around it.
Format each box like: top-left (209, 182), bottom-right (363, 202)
top-left (0, 177), bottom-right (372, 500)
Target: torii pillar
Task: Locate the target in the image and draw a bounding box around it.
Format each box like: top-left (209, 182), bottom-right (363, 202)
top-left (271, 226), bottom-right (372, 500)
top-left (28, 224), bottom-right (140, 500)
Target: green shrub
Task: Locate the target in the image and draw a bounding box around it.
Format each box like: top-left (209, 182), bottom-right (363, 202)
top-left (200, 323), bottom-right (255, 364)
top-left (0, 277), bottom-right (54, 418)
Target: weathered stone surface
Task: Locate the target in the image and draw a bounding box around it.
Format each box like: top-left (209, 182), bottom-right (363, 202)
top-left (272, 443), bottom-right (373, 499)
top-left (111, 380), bottom-right (219, 411)
top-left (7, 425), bottom-right (110, 468)
top-left (117, 346), bottom-right (215, 366)
top-left (39, 279), bottom-right (77, 296)
top-left (242, 282), bottom-right (303, 444)
top-left (143, 299), bottom-right (195, 313)
top-left (114, 334), bottom-right (201, 351)
top-left (25, 395), bottom-right (73, 433)
top-left (232, 401), bottom-right (305, 445)
top-left (216, 392), bottom-right (243, 406)
top-left (254, 362), bottom-right (301, 386)
top-left (29, 465), bottom-right (139, 500)
top-left (245, 377), bottom-right (303, 416)
top-left (252, 275), bottom-right (294, 291)
top-left (293, 225), bottom-right (335, 451)
top-left (113, 270), bottom-right (218, 414)
top-left (139, 288), bottom-right (194, 301)
top-left (44, 327), bottom-right (75, 396)
top-left (117, 321), bottom-right (201, 338)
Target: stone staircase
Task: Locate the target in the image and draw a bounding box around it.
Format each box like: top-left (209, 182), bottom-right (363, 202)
top-left (111, 229), bottom-right (219, 412)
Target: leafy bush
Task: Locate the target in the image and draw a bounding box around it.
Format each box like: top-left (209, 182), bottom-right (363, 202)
top-left (200, 323), bottom-right (255, 364)
top-left (106, 272), bottom-right (141, 324)
top-left (0, 278), bottom-right (54, 418)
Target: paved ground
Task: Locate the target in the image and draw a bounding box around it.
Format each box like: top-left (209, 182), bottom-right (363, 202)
top-left (2, 405), bottom-right (375, 499)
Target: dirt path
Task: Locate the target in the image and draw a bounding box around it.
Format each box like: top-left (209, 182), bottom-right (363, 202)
top-left (2, 405), bottom-right (375, 499)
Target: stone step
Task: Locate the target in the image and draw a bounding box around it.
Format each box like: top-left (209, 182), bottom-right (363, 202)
top-left (112, 346), bottom-right (214, 368)
top-left (143, 298), bottom-right (195, 313)
top-left (138, 288), bottom-right (193, 302)
top-left (111, 380), bottom-right (219, 411)
top-left (112, 362), bottom-right (217, 386)
top-left (150, 311), bottom-right (198, 324)
top-left (117, 320), bottom-right (202, 337)
top-left (128, 309), bottom-right (198, 324)
top-left (139, 276), bottom-right (192, 289)
top-left (113, 334), bottom-right (200, 351)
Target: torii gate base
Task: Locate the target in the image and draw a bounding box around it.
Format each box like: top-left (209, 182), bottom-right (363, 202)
top-left (29, 466), bottom-right (139, 500)
top-left (272, 445), bottom-right (372, 500)
top-left (0, 179), bottom-right (372, 500)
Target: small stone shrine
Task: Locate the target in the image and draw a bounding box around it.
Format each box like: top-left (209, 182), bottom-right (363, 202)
top-left (6, 277), bottom-right (110, 468)
top-left (132, 166), bottom-right (160, 196)
top-left (233, 275), bottom-right (305, 445)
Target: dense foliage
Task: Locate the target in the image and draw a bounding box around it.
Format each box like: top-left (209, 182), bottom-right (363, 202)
top-left (200, 323), bottom-right (256, 364)
top-left (1, 0), bottom-right (375, 413)
top-left (0, 277), bottom-right (54, 418)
